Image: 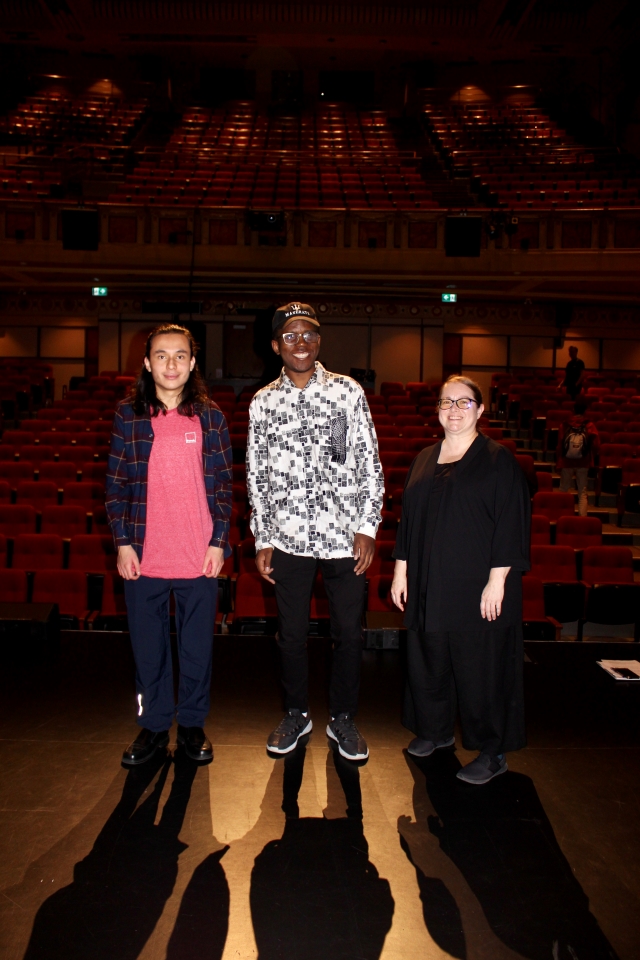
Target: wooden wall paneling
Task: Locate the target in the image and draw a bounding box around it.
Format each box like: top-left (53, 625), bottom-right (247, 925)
top-left (308, 221), bottom-right (337, 247)
top-left (358, 220), bottom-right (387, 249)
top-left (408, 220), bottom-right (437, 248)
top-left (209, 218), bottom-right (238, 245)
top-left (5, 211), bottom-right (35, 240)
top-left (561, 220), bottom-right (592, 248)
top-left (159, 218), bottom-right (188, 244)
top-left (108, 215), bottom-right (137, 243)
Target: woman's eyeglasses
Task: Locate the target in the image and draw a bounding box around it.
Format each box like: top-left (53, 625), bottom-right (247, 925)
top-left (279, 331), bottom-right (320, 345)
top-left (437, 398), bottom-right (477, 410)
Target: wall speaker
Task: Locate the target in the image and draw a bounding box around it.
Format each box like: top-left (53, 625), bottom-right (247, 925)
top-left (61, 209), bottom-right (100, 251)
top-left (445, 217), bottom-right (482, 257)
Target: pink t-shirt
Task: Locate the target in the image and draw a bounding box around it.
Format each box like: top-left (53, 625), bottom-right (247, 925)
top-left (140, 409), bottom-right (213, 579)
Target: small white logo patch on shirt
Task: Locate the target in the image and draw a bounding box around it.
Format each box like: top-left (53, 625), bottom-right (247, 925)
top-left (185, 432), bottom-right (197, 443)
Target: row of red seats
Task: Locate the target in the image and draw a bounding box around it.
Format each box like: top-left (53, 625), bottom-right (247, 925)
top-left (0, 533), bottom-right (114, 571)
top-left (0, 569), bottom-right (123, 626)
top-left (0, 505), bottom-right (107, 538)
top-left (0, 483), bottom-right (104, 520)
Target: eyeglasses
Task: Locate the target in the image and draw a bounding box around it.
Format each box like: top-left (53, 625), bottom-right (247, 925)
top-left (437, 397), bottom-right (477, 410)
top-left (279, 331), bottom-right (320, 345)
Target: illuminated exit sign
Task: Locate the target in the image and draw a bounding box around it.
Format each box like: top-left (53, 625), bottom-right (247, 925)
top-left (92, 286), bottom-right (108, 297)
top-left (442, 293), bottom-right (457, 302)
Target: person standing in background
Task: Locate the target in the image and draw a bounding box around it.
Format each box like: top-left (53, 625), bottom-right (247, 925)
top-left (558, 401), bottom-right (600, 517)
top-left (106, 324), bottom-right (232, 766)
top-left (247, 303), bottom-right (384, 761)
top-left (562, 345), bottom-right (586, 400)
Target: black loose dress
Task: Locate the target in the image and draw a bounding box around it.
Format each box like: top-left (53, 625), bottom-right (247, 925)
top-left (393, 435), bottom-right (530, 754)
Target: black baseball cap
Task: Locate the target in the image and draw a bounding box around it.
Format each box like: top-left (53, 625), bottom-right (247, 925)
top-left (272, 302), bottom-right (320, 335)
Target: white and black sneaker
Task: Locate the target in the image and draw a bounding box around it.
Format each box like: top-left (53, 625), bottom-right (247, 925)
top-left (267, 709), bottom-right (313, 754)
top-left (326, 713), bottom-right (369, 761)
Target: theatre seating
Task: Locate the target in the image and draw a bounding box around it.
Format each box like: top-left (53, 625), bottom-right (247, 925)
top-left (366, 574), bottom-right (395, 613)
top-left (530, 514), bottom-right (551, 545)
top-left (617, 459), bottom-right (640, 525)
top-left (528, 545), bottom-right (585, 623)
top-left (0, 505), bottom-right (37, 537)
top-left (12, 534), bottom-right (63, 570)
top-left (68, 535), bottom-right (117, 572)
top-left (231, 572), bottom-right (277, 633)
top-left (531, 492), bottom-right (575, 523)
top-left (41, 505), bottom-right (88, 537)
top-left (0, 569), bottom-right (28, 603)
top-left (521, 576), bottom-right (562, 641)
top-left (555, 516), bottom-right (602, 549)
top-left (31, 570), bottom-right (90, 626)
top-left (579, 547), bottom-right (640, 641)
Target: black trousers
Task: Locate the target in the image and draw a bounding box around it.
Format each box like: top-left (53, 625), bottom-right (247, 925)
top-left (270, 547), bottom-right (365, 717)
top-left (124, 575), bottom-right (218, 732)
top-left (403, 627), bottom-right (526, 756)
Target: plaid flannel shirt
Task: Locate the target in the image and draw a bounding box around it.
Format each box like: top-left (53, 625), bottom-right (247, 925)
top-left (105, 399), bottom-right (233, 561)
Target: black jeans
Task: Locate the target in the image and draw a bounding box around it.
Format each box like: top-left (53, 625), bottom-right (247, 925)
top-left (403, 627), bottom-right (526, 756)
top-left (270, 547), bottom-right (365, 717)
top-left (124, 575), bottom-right (218, 732)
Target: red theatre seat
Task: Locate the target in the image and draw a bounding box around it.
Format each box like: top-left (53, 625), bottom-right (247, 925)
top-left (530, 514), bottom-right (551, 545)
top-left (12, 534), bottom-right (63, 570)
top-left (41, 505), bottom-right (88, 537)
top-left (555, 516), bottom-right (602, 549)
top-left (32, 570), bottom-right (90, 625)
top-left (522, 576), bottom-right (562, 641)
top-left (0, 569), bottom-right (28, 602)
top-left (366, 574), bottom-right (400, 615)
top-left (231, 572), bottom-right (278, 632)
top-left (0, 505), bottom-right (36, 537)
top-left (528, 544), bottom-right (585, 623)
top-left (68, 534), bottom-right (117, 572)
top-left (531, 492), bottom-right (575, 523)
top-left (580, 546), bottom-right (640, 641)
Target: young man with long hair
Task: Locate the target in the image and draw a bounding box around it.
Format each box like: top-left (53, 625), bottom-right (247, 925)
top-left (106, 324), bottom-right (232, 765)
top-left (247, 303), bottom-right (384, 761)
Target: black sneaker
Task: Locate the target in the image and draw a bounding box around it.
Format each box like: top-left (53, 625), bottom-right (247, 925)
top-left (326, 713), bottom-right (369, 761)
top-left (267, 709), bottom-right (313, 754)
top-left (456, 752), bottom-right (508, 784)
top-left (407, 736), bottom-right (455, 758)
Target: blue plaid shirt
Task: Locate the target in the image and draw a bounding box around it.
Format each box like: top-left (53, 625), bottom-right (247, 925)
top-left (105, 399), bottom-right (233, 561)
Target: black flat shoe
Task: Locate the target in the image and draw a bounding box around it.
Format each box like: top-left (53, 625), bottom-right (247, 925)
top-left (122, 728), bottom-right (169, 766)
top-left (177, 725), bottom-right (213, 762)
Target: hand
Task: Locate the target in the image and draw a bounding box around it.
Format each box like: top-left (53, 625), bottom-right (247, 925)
top-left (480, 567), bottom-right (510, 621)
top-left (390, 560), bottom-right (408, 611)
top-left (255, 547), bottom-right (275, 584)
top-left (202, 546), bottom-right (225, 578)
top-left (117, 545), bottom-right (140, 580)
top-left (353, 533), bottom-right (375, 575)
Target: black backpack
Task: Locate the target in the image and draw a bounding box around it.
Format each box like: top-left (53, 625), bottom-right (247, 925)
top-left (562, 421), bottom-right (591, 460)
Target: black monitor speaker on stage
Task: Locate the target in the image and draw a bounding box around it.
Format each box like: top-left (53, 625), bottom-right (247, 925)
top-left (61, 209), bottom-right (100, 251)
top-left (445, 217), bottom-right (482, 257)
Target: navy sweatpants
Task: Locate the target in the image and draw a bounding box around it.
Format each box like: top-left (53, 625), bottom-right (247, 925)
top-left (124, 575), bottom-right (218, 732)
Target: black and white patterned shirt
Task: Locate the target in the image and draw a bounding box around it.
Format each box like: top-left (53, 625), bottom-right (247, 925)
top-left (247, 362), bottom-right (384, 558)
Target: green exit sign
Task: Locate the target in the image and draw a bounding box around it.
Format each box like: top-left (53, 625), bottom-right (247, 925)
top-left (92, 286), bottom-right (107, 297)
top-left (442, 293), bottom-right (457, 302)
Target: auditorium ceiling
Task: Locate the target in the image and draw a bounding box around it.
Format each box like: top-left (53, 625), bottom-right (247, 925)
top-left (1, 0), bottom-right (639, 56)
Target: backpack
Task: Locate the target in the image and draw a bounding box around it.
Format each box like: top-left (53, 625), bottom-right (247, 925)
top-left (562, 421), bottom-right (591, 460)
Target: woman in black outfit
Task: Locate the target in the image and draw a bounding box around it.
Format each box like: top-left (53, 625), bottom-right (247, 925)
top-left (391, 376), bottom-right (530, 784)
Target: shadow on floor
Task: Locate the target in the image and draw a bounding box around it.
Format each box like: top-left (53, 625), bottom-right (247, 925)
top-left (21, 748), bottom-right (229, 960)
top-left (399, 749), bottom-right (620, 960)
top-left (250, 737), bottom-right (394, 960)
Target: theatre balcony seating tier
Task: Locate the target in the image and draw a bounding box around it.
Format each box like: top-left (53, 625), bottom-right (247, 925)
top-left (423, 95), bottom-right (640, 211)
top-left (107, 102), bottom-right (440, 212)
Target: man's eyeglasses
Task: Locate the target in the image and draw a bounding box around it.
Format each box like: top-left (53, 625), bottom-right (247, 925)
top-left (279, 331), bottom-right (320, 345)
top-left (437, 397), bottom-right (477, 410)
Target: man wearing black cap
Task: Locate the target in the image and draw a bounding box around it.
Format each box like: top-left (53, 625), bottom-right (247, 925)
top-left (246, 303), bottom-right (384, 760)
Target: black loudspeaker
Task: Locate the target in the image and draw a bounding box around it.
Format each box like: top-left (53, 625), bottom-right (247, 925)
top-left (0, 601), bottom-right (60, 663)
top-left (555, 301), bottom-right (573, 329)
top-left (61, 209), bottom-right (100, 251)
top-left (445, 217), bottom-right (482, 257)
